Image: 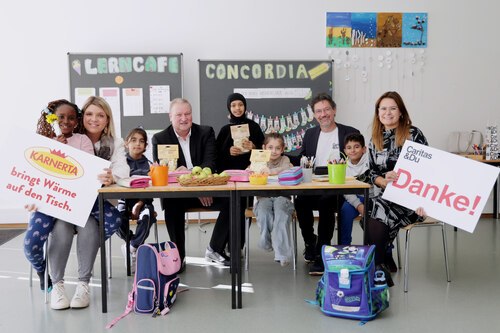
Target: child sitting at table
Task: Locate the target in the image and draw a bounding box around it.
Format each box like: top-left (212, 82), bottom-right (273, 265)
top-left (252, 133), bottom-right (294, 266)
top-left (339, 133), bottom-right (370, 245)
top-left (116, 127), bottom-right (156, 272)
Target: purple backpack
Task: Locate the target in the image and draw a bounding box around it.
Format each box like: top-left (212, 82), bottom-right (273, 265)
top-left (314, 245), bottom-right (389, 321)
top-left (107, 241), bottom-right (181, 329)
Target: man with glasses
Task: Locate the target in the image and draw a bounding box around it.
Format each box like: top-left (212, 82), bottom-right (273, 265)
top-left (295, 92), bottom-right (360, 275)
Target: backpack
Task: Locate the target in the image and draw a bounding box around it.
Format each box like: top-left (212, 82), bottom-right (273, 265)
top-left (106, 241), bottom-right (181, 329)
top-left (314, 245), bottom-right (389, 321)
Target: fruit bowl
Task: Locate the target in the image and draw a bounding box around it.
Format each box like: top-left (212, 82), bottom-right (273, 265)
top-left (178, 175), bottom-right (230, 187)
top-left (249, 174), bottom-right (268, 185)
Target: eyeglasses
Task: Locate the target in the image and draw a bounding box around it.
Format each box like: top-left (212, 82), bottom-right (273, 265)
top-left (314, 106), bottom-right (333, 114)
top-left (378, 106), bottom-right (399, 112)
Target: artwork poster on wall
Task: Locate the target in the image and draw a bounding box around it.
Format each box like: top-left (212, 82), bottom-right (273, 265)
top-left (326, 12), bottom-right (428, 48)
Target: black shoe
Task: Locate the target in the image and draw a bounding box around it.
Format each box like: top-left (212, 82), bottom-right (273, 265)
top-left (303, 235), bottom-right (317, 263)
top-left (308, 256), bottom-right (324, 276)
top-left (37, 270), bottom-right (52, 291)
top-left (385, 254), bottom-right (398, 273)
top-left (376, 264), bottom-right (394, 287)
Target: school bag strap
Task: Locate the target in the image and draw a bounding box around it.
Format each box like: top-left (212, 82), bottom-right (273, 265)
top-left (105, 291), bottom-right (135, 329)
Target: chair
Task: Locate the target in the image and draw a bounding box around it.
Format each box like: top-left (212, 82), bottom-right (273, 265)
top-left (185, 207), bottom-right (217, 233)
top-left (244, 207), bottom-right (298, 271)
top-left (29, 238), bottom-right (50, 303)
top-left (395, 217), bottom-right (451, 292)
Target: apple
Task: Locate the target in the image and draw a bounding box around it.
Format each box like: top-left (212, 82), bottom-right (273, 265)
top-left (191, 166), bottom-right (202, 175)
top-left (202, 167), bottom-right (212, 175)
top-left (179, 174), bottom-right (191, 181)
top-left (197, 172), bottom-right (208, 179)
top-left (219, 171), bottom-right (229, 177)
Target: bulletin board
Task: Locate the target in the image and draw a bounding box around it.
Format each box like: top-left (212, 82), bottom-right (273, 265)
top-left (68, 53), bottom-right (183, 138)
top-left (198, 60), bottom-right (333, 154)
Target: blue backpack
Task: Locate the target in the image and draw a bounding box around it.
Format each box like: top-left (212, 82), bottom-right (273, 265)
top-left (107, 241), bottom-right (181, 329)
top-left (314, 245), bottom-right (389, 321)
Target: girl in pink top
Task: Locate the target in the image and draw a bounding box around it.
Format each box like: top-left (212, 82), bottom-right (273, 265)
top-left (24, 99), bottom-right (93, 291)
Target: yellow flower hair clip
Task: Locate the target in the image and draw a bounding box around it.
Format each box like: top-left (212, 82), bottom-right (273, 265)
top-left (45, 113), bottom-right (59, 124)
top-left (45, 113), bottom-right (61, 135)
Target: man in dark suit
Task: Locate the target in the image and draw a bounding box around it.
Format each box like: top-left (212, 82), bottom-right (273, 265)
top-left (295, 93), bottom-right (360, 275)
top-left (152, 98), bottom-right (217, 270)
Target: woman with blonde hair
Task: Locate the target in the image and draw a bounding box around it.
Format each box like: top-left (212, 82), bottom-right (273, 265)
top-left (48, 96), bottom-right (129, 310)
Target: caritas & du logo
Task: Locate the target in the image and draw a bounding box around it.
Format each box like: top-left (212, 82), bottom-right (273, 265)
top-left (24, 147), bottom-right (83, 179)
top-left (403, 145), bottom-right (433, 163)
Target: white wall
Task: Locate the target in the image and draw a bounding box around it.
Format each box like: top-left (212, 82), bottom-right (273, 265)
top-left (1, 0), bottom-right (498, 222)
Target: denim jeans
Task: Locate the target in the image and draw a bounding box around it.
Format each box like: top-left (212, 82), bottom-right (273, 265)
top-left (339, 196), bottom-right (364, 245)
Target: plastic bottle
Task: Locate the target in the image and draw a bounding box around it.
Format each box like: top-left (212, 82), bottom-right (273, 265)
top-left (374, 270), bottom-right (387, 287)
top-left (339, 268), bottom-right (351, 289)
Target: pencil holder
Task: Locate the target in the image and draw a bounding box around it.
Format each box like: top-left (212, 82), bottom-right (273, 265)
top-left (150, 165), bottom-right (169, 186)
top-left (327, 164), bottom-right (347, 184)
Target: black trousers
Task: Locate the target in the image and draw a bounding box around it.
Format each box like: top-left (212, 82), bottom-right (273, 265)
top-left (209, 197), bottom-right (246, 254)
top-left (163, 197), bottom-right (246, 259)
top-left (294, 194), bottom-right (339, 255)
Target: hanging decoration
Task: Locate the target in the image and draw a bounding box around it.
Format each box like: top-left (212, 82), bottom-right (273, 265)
top-left (246, 105), bottom-right (317, 153)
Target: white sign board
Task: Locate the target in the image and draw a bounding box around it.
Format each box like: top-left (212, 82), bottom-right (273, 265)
top-left (383, 141), bottom-right (499, 233)
top-left (0, 129), bottom-right (110, 227)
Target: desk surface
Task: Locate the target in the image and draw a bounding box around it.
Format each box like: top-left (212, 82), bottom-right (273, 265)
top-left (482, 159), bottom-right (500, 165)
top-left (98, 182), bottom-right (235, 194)
top-left (235, 179), bottom-right (370, 191)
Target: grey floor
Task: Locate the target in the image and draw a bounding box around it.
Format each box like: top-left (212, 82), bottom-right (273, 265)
top-left (1, 218), bottom-right (500, 333)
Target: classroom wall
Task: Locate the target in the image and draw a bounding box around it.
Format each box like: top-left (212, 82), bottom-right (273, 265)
top-left (1, 0), bottom-right (498, 223)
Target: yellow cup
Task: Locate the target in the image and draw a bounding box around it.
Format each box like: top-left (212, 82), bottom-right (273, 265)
top-left (327, 164), bottom-right (347, 184)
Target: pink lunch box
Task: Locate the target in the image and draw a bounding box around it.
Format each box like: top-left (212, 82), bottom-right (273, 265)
top-left (223, 169), bottom-right (250, 182)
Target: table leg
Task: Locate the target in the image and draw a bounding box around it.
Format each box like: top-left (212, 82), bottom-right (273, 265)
top-left (236, 192), bottom-right (242, 309)
top-left (336, 195), bottom-right (342, 245)
top-left (494, 174), bottom-right (499, 219)
top-left (230, 190), bottom-right (236, 309)
top-left (99, 194), bottom-right (108, 313)
top-left (126, 218), bottom-right (131, 276)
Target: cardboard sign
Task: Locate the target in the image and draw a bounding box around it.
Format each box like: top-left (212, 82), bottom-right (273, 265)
top-left (157, 144), bottom-right (179, 169)
top-left (231, 124), bottom-right (250, 152)
top-left (383, 141), bottom-right (500, 233)
top-left (157, 144), bottom-right (179, 160)
top-left (0, 129), bottom-right (110, 227)
top-left (248, 149), bottom-right (271, 173)
top-left (250, 149), bottom-right (271, 162)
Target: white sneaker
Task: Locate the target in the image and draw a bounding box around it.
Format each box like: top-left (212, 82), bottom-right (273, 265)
top-left (121, 243), bottom-right (136, 273)
top-left (205, 246), bottom-right (230, 266)
top-left (70, 282), bottom-right (90, 308)
top-left (280, 260), bottom-right (290, 267)
top-left (51, 281), bottom-right (70, 310)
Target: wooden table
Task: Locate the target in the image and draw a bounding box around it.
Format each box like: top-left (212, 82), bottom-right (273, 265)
top-left (232, 179), bottom-right (371, 308)
top-left (97, 179), bottom-right (371, 312)
top-left (97, 182), bottom-right (235, 313)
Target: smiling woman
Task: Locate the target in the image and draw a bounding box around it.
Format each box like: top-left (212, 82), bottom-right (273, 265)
top-left (366, 91), bottom-right (429, 284)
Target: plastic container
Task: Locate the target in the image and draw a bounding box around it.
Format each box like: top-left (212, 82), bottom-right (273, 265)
top-left (249, 174), bottom-right (268, 185)
top-left (149, 165), bottom-right (168, 186)
top-left (374, 270), bottom-right (387, 287)
top-left (327, 163), bottom-right (347, 184)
